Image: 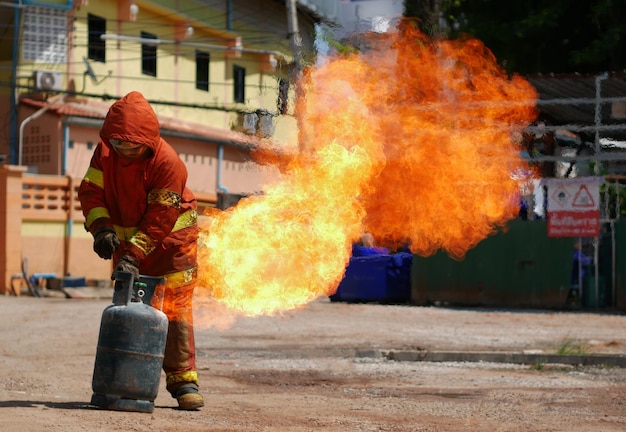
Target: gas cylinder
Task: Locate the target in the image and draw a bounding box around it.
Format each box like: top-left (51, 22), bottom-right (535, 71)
top-left (90, 272), bottom-right (168, 413)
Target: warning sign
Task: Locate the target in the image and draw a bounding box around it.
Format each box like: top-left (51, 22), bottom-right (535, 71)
top-left (544, 177), bottom-right (603, 238)
top-left (573, 185), bottom-right (595, 208)
top-left (548, 210), bottom-right (599, 237)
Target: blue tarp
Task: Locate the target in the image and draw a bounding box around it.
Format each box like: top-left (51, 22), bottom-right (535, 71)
top-left (331, 253), bottom-right (413, 303)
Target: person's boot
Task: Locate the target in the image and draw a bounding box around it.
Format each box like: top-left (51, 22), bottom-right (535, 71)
top-left (173, 383), bottom-right (204, 410)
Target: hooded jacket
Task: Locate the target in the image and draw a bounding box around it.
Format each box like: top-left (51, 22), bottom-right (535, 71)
top-left (78, 91), bottom-right (198, 280)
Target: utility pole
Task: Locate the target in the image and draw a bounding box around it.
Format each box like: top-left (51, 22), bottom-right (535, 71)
top-left (285, 0), bottom-right (306, 150)
top-left (285, 0), bottom-right (304, 72)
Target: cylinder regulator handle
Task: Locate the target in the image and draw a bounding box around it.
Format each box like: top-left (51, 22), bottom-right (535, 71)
top-left (112, 271), bottom-right (135, 306)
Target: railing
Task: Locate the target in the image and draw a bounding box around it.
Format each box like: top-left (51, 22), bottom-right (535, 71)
top-left (20, 174), bottom-right (217, 223)
top-left (21, 175), bottom-right (80, 222)
top-left (0, 167), bottom-right (217, 294)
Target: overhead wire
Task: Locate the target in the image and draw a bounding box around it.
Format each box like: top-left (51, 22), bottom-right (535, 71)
top-left (9, 5), bottom-right (291, 91)
top-left (0, 1), bottom-right (304, 160)
top-left (72, 3), bottom-right (290, 46)
top-left (25, 0), bottom-right (290, 62)
top-left (5, 0), bottom-right (301, 125)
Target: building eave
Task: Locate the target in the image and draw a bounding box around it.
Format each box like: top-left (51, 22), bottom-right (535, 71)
top-left (20, 97), bottom-right (261, 149)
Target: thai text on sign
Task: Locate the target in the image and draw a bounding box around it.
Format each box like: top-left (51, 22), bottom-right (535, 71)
top-left (544, 177), bottom-right (603, 238)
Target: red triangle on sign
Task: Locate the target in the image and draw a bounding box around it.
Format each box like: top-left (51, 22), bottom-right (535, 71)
top-left (572, 184), bottom-right (595, 208)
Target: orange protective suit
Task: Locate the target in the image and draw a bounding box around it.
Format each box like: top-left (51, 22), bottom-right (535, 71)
top-left (78, 91), bottom-right (200, 397)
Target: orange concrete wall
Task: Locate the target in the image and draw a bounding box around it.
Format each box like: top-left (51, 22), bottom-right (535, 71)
top-left (0, 165), bottom-right (219, 294)
top-left (0, 166), bottom-right (27, 294)
top-left (20, 221), bottom-right (113, 283)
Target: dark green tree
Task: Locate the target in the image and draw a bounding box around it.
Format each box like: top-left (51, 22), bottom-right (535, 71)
top-left (405, 0), bottom-right (626, 75)
top-left (403, 0), bottom-right (442, 36)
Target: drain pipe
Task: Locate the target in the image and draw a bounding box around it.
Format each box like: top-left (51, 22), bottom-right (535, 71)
top-left (64, 172), bottom-right (73, 277)
top-left (60, 119), bottom-right (72, 276)
top-left (61, 120), bottom-right (70, 175)
top-left (217, 144), bottom-right (228, 193)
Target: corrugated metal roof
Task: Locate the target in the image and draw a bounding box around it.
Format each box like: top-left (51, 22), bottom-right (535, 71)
top-left (527, 72), bottom-right (626, 139)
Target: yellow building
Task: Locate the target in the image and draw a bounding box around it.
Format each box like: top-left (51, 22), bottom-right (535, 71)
top-left (0, 0), bottom-right (318, 192)
top-left (0, 0), bottom-right (319, 290)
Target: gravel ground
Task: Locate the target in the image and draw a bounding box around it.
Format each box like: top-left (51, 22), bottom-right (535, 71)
top-left (1, 295), bottom-right (626, 431)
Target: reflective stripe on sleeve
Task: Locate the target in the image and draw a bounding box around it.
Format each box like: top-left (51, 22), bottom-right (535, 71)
top-left (172, 209), bottom-right (197, 231)
top-left (148, 189), bottom-right (182, 209)
top-left (83, 167), bottom-right (104, 189)
top-left (114, 209), bottom-right (197, 241)
top-left (85, 207), bottom-right (110, 229)
top-left (129, 231), bottom-right (156, 256)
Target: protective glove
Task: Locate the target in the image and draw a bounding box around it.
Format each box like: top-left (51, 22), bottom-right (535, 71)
top-left (93, 228), bottom-right (120, 260)
top-left (113, 255), bottom-right (140, 281)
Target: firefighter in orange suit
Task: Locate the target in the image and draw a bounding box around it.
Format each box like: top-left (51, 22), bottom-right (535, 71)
top-left (78, 91), bottom-right (204, 410)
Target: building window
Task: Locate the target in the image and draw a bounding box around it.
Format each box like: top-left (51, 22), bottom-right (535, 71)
top-left (87, 14), bottom-right (106, 63)
top-left (233, 65), bottom-right (245, 103)
top-left (22, 6), bottom-right (67, 64)
top-left (141, 31), bottom-right (157, 77)
top-left (196, 50), bottom-right (210, 91)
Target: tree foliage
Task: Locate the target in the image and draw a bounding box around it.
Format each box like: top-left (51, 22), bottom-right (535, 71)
top-left (405, 0), bottom-right (626, 75)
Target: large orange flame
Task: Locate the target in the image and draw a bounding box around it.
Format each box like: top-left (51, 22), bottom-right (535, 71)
top-left (195, 23), bottom-right (538, 324)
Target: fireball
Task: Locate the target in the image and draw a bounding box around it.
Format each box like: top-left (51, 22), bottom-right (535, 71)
top-left (194, 22), bottom-right (538, 323)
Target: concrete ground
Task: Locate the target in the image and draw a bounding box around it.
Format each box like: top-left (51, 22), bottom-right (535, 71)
top-left (1, 293), bottom-right (626, 431)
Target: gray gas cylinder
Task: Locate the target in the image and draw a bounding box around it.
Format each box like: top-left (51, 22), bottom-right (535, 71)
top-left (90, 272), bottom-right (168, 413)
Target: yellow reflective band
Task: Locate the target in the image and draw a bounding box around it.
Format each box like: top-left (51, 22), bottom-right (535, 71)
top-left (164, 267), bottom-right (197, 287)
top-left (113, 210), bottom-right (197, 241)
top-left (166, 371), bottom-right (198, 387)
top-left (83, 167), bottom-right (104, 189)
top-left (86, 207), bottom-right (110, 229)
top-left (172, 209), bottom-right (197, 231)
top-left (114, 226), bottom-right (138, 241)
top-left (148, 189), bottom-right (182, 209)
top-left (130, 231), bottom-right (156, 256)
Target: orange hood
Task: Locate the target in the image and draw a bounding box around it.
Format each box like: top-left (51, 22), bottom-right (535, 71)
top-left (100, 91), bottom-right (161, 152)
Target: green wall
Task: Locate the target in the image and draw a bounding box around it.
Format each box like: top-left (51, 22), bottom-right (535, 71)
top-left (614, 222), bottom-right (626, 309)
top-left (410, 219), bottom-right (585, 309)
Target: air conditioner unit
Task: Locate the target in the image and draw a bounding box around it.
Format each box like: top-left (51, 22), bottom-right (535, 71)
top-left (33, 70), bottom-right (63, 92)
top-left (243, 112), bottom-right (259, 135)
top-left (257, 111), bottom-right (274, 138)
top-left (234, 112), bottom-right (258, 135)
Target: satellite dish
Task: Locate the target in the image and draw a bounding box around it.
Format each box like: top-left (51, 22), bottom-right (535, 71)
top-left (79, 57), bottom-right (111, 93)
top-left (82, 57), bottom-right (98, 83)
